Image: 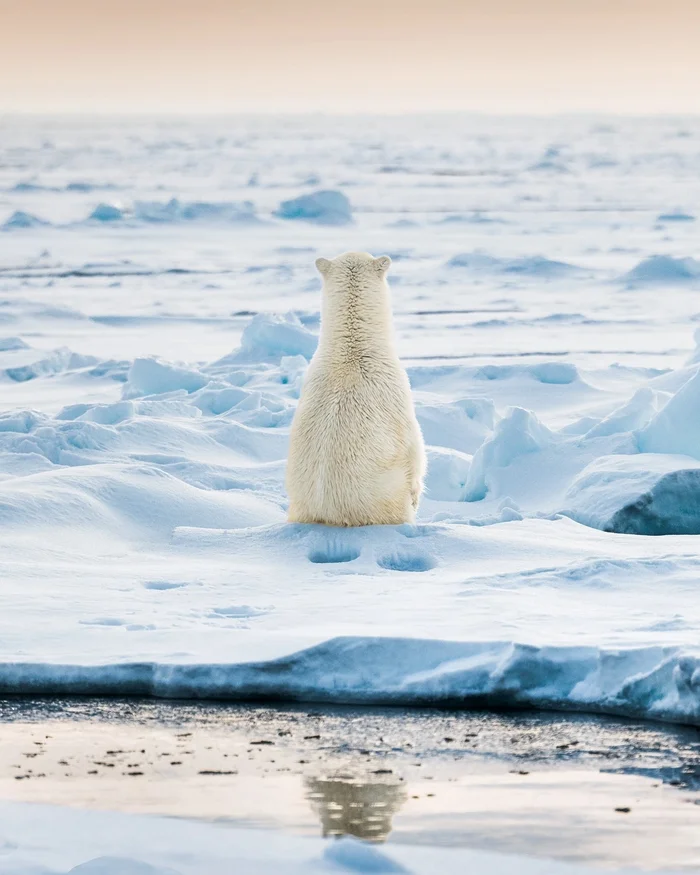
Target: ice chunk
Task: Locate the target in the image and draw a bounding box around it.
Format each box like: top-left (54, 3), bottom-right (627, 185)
top-left (224, 313), bottom-right (318, 363)
top-left (621, 255), bottom-right (700, 286)
top-left (2, 210), bottom-right (49, 229)
top-left (585, 388), bottom-right (660, 438)
top-left (274, 189), bottom-right (353, 225)
top-left (89, 203), bottom-right (125, 222)
top-left (564, 454), bottom-right (700, 535)
top-left (638, 368), bottom-right (700, 458)
top-left (124, 358), bottom-right (209, 398)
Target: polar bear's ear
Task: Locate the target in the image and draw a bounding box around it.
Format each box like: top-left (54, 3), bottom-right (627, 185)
top-left (374, 255), bottom-right (391, 275)
top-left (315, 257), bottom-right (331, 275)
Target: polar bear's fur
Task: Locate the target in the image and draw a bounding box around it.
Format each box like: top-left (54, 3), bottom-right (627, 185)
top-left (286, 252), bottom-right (426, 527)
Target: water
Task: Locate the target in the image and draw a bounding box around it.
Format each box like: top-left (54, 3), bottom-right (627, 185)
top-left (1, 699), bottom-right (698, 869)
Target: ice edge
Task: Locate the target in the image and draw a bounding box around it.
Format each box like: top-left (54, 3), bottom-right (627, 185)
top-left (2, 636), bottom-right (698, 727)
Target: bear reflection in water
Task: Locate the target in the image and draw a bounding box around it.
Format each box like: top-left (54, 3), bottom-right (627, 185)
top-left (305, 772), bottom-right (407, 842)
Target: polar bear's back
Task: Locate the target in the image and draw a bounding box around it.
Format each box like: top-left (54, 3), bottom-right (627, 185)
top-left (286, 360), bottom-right (421, 526)
top-left (285, 250), bottom-right (426, 526)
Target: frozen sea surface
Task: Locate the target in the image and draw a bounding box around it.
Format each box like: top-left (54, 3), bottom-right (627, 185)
top-left (1, 115), bottom-right (700, 726)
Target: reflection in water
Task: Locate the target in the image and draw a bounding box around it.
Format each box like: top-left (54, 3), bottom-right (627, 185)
top-left (305, 772), bottom-right (407, 842)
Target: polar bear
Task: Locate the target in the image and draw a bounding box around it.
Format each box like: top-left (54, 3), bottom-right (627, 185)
top-left (286, 252), bottom-right (426, 527)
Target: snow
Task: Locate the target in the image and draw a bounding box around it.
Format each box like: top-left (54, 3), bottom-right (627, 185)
top-left (0, 800), bottom-right (680, 875)
top-left (1, 114), bottom-right (700, 734)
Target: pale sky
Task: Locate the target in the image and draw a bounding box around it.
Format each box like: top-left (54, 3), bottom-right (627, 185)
top-left (1, 0), bottom-right (699, 113)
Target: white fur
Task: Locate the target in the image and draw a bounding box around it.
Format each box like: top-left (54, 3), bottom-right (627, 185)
top-left (286, 252), bottom-right (426, 527)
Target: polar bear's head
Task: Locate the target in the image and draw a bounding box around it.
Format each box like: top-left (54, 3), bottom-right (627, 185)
top-left (315, 252), bottom-right (392, 320)
top-left (315, 251), bottom-right (391, 279)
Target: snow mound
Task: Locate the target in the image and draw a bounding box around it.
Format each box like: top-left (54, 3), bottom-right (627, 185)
top-left (0, 464), bottom-right (282, 540)
top-left (564, 454), bottom-right (700, 535)
top-left (446, 251), bottom-right (580, 278)
top-left (1, 637), bottom-right (698, 726)
top-left (324, 838), bottom-right (409, 873)
top-left (224, 313), bottom-right (318, 363)
top-left (638, 368), bottom-right (700, 458)
top-left (416, 398), bottom-right (495, 454)
top-left (621, 255), bottom-right (700, 286)
top-left (464, 407), bottom-right (556, 502)
top-left (88, 199), bottom-right (259, 224)
top-left (1, 348), bottom-right (98, 382)
top-left (69, 857), bottom-right (180, 875)
top-left (3, 210), bottom-right (50, 229)
top-left (424, 446), bottom-right (472, 501)
top-left (274, 190), bottom-right (353, 225)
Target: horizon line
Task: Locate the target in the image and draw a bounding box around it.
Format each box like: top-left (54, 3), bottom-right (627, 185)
top-left (2, 109), bottom-right (700, 119)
